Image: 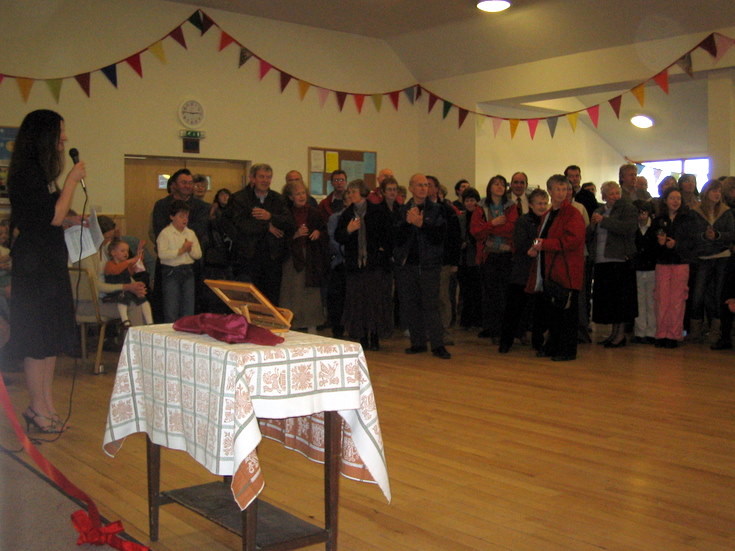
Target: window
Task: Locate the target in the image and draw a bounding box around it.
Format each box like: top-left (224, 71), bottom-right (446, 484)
top-left (637, 158), bottom-right (710, 197)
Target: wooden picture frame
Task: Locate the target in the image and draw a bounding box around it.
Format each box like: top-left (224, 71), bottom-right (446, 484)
top-left (204, 279), bottom-right (293, 332)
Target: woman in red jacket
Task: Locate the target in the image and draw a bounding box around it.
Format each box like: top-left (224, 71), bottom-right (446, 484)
top-left (526, 174), bottom-right (586, 361)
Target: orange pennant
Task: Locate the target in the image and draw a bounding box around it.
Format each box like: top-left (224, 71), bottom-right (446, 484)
top-left (297, 80), bottom-right (310, 100)
top-left (631, 84), bottom-right (645, 107)
top-left (16, 78), bottom-right (34, 102)
top-left (652, 70), bottom-right (669, 94)
top-left (509, 119), bottom-right (519, 139)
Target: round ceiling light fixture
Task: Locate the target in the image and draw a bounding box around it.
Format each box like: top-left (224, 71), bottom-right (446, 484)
top-left (630, 114), bottom-right (655, 129)
top-left (477, 1), bottom-right (511, 13)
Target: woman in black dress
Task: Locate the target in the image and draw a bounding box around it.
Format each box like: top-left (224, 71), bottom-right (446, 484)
top-left (8, 110), bottom-right (85, 433)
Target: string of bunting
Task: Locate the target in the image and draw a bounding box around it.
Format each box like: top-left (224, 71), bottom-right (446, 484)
top-left (2, 9), bottom-right (734, 137)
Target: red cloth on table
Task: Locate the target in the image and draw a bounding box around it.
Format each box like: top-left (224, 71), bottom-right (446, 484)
top-left (173, 313), bottom-right (284, 346)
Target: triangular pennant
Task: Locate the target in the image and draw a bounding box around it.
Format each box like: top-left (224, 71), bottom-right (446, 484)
top-left (0, 75), bottom-right (4, 86)
top-left (318, 88), bottom-right (330, 108)
top-left (279, 72), bottom-right (292, 93)
top-left (297, 80), bottom-right (310, 100)
top-left (458, 108), bottom-right (469, 129)
top-left (219, 31), bottom-right (236, 51)
top-left (415, 86), bottom-right (423, 101)
top-left (442, 100), bottom-right (452, 119)
top-left (371, 94), bottom-right (382, 112)
top-left (652, 70), bottom-right (669, 94)
top-left (608, 95), bottom-right (622, 118)
top-left (188, 10), bottom-right (204, 33)
top-left (527, 118), bottom-right (539, 140)
top-left (200, 12), bottom-right (216, 35)
top-left (428, 93), bottom-right (438, 113)
top-left (238, 48), bottom-right (253, 68)
top-left (653, 168), bottom-right (662, 181)
top-left (335, 92), bottom-right (347, 111)
top-left (17, 78), bottom-right (34, 102)
top-left (126, 53), bottom-right (143, 77)
top-left (149, 41), bottom-right (167, 64)
top-left (714, 33), bottom-right (735, 62)
top-left (403, 86), bottom-right (415, 104)
top-left (586, 105), bottom-right (600, 128)
top-left (101, 64), bottom-right (118, 87)
top-left (169, 26), bottom-right (187, 49)
top-left (354, 94), bottom-right (365, 113)
top-left (699, 33), bottom-right (717, 57)
top-left (259, 59), bottom-right (272, 80)
top-left (676, 52), bottom-right (693, 77)
top-left (566, 112), bottom-right (578, 132)
top-left (389, 91), bottom-right (400, 110)
top-left (74, 73), bottom-right (91, 97)
top-left (45, 79), bottom-right (62, 103)
top-left (509, 119), bottom-right (519, 139)
top-left (635, 163), bottom-right (645, 174)
top-left (491, 117), bottom-right (503, 137)
top-left (631, 83), bottom-right (645, 107)
top-left (547, 116), bottom-right (559, 138)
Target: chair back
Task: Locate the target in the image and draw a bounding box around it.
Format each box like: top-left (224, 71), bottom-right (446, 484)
top-left (68, 266), bottom-right (106, 324)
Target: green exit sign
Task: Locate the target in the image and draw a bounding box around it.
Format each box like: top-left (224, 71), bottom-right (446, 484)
top-left (179, 130), bottom-right (205, 139)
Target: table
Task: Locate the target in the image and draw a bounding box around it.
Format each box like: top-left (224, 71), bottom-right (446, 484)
top-left (103, 324), bottom-right (391, 549)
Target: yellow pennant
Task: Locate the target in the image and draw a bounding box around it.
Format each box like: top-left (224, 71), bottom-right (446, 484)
top-left (17, 78), bottom-right (34, 102)
top-left (509, 119), bottom-right (520, 139)
top-left (148, 41), bottom-right (167, 64)
top-left (631, 84), bottom-right (645, 107)
top-left (297, 80), bottom-right (310, 100)
top-left (371, 94), bottom-right (383, 112)
top-left (46, 79), bottom-right (63, 103)
top-left (566, 112), bottom-right (579, 132)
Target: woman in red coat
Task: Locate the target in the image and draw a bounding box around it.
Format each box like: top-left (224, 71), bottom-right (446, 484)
top-left (526, 174), bottom-right (586, 361)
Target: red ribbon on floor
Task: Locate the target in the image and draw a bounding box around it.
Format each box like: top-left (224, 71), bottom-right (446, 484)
top-left (0, 374), bottom-right (148, 550)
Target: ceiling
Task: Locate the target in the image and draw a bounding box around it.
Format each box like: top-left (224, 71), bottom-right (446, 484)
top-left (166, 0), bottom-right (735, 160)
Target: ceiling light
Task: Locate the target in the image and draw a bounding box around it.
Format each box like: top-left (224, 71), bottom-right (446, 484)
top-left (630, 114), bottom-right (654, 129)
top-left (477, 1), bottom-right (511, 13)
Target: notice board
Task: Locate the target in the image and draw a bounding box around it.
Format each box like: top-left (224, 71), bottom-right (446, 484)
top-left (308, 147), bottom-right (377, 196)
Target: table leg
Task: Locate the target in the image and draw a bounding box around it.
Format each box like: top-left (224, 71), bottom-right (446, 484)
top-left (146, 436), bottom-right (160, 541)
top-left (324, 411), bottom-right (341, 551)
top-left (241, 498), bottom-right (258, 551)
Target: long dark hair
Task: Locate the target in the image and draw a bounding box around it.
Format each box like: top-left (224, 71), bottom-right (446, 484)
top-left (8, 110), bottom-right (64, 189)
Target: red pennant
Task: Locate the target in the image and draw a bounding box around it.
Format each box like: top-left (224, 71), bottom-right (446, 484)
top-left (74, 73), bottom-right (91, 97)
top-left (699, 33), bottom-right (717, 57)
top-left (388, 91), bottom-right (400, 110)
top-left (336, 92), bottom-right (347, 111)
top-left (279, 72), bottom-right (292, 92)
top-left (608, 95), bottom-right (622, 119)
top-left (0, 75), bottom-right (4, 86)
top-left (259, 60), bottom-right (272, 80)
top-left (458, 108), bottom-right (469, 129)
top-left (428, 93), bottom-right (438, 113)
top-left (652, 70), bottom-right (669, 94)
top-left (169, 26), bottom-right (187, 49)
top-left (354, 94), bottom-right (365, 113)
top-left (126, 54), bottom-right (143, 77)
top-left (586, 105), bottom-right (600, 128)
top-left (219, 32), bottom-right (236, 51)
top-left (527, 118), bottom-right (539, 139)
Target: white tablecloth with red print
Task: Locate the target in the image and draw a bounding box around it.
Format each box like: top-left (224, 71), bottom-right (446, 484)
top-left (102, 324), bottom-right (390, 509)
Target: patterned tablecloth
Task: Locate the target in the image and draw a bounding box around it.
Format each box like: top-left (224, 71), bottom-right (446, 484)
top-left (102, 324), bottom-right (391, 509)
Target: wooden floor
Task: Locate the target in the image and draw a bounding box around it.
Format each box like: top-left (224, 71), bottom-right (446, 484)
top-left (2, 326), bottom-right (734, 551)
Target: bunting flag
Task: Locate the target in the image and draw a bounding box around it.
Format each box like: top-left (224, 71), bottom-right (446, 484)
top-left (75, 73), bottom-right (91, 97)
top-left (509, 119), bottom-right (519, 139)
top-left (200, 12), bottom-right (216, 34)
top-left (0, 75), bottom-right (4, 86)
top-left (635, 163), bottom-right (645, 174)
top-left (653, 168), bottom-right (663, 181)
top-left (491, 117), bottom-right (503, 137)
top-left (458, 108), bottom-right (469, 129)
top-left (259, 59), bottom-right (272, 80)
top-left (280, 72), bottom-right (292, 92)
top-left (297, 80), bottom-right (310, 100)
top-left (631, 83), bottom-right (645, 106)
top-left (126, 53), bottom-right (143, 77)
top-left (149, 41), bottom-right (167, 64)
top-left (219, 31), bottom-right (236, 51)
top-left (442, 100), bottom-right (452, 119)
top-left (335, 91), bottom-right (347, 111)
top-left (169, 26), bottom-right (187, 49)
top-left (676, 52), bottom-right (693, 76)
top-left (188, 11), bottom-right (204, 32)
top-left (527, 118), bottom-right (539, 139)
top-left (608, 95), bottom-right (622, 118)
top-left (239, 48), bottom-right (253, 67)
top-left (699, 33), bottom-right (717, 57)
top-left (17, 78), bottom-right (34, 102)
top-left (371, 94), bottom-right (382, 112)
top-left (389, 91), bottom-right (400, 110)
top-left (546, 116), bottom-right (559, 138)
top-left (566, 112), bottom-right (578, 132)
top-left (46, 79), bottom-right (62, 103)
top-left (586, 105), bottom-right (600, 128)
top-left (714, 33), bottom-right (735, 62)
top-left (101, 65), bottom-right (118, 87)
top-left (428, 93), bottom-right (439, 113)
top-left (415, 86), bottom-right (423, 101)
top-left (354, 93), bottom-right (365, 113)
top-left (318, 87), bottom-right (330, 108)
top-left (403, 86), bottom-right (415, 104)
top-left (652, 70), bottom-right (669, 93)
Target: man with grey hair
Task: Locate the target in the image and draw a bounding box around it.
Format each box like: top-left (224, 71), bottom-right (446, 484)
top-left (222, 163), bottom-right (294, 305)
top-left (619, 163), bottom-right (639, 202)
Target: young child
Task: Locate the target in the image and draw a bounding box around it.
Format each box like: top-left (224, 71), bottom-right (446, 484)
top-left (103, 238), bottom-right (153, 326)
top-left (632, 200), bottom-right (657, 344)
top-left (156, 200), bottom-right (202, 323)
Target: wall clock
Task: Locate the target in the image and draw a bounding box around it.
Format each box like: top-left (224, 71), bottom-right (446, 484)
top-left (178, 99), bottom-right (205, 128)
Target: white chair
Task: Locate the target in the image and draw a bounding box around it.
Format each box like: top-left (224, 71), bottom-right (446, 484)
top-left (68, 266), bottom-right (117, 374)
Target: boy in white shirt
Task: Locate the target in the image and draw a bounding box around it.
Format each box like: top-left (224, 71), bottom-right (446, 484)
top-left (156, 200), bottom-right (202, 322)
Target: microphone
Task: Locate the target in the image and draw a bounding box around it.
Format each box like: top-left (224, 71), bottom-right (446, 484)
top-left (68, 148), bottom-right (86, 190)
